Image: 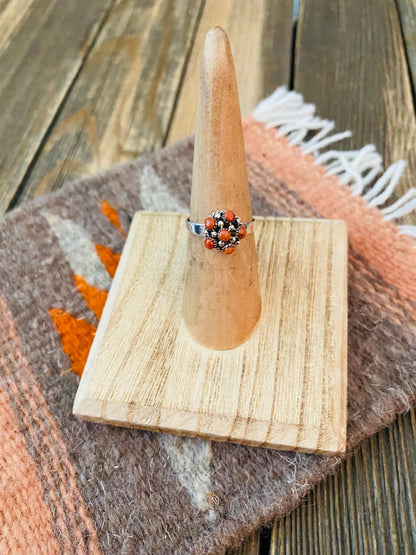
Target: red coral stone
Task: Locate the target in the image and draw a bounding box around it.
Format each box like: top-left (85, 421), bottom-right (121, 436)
top-left (238, 226), bottom-right (247, 239)
top-left (204, 238), bottom-right (215, 249)
top-left (224, 210), bottom-right (235, 222)
top-left (205, 217), bottom-right (216, 229)
top-left (224, 246), bottom-right (235, 255)
top-left (219, 229), bottom-right (231, 241)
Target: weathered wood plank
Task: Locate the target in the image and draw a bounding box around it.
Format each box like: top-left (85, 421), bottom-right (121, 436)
top-left (266, 1), bottom-right (416, 553)
top-left (397, 0), bottom-right (416, 95)
top-left (166, 0), bottom-right (294, 145)
top-left (269, 419), bottom-right (416, 554)
top-left (14, 0), bottom-right (203, 206)
top-left (227, 529), bottom-right (263, 555)
top-left (0, 0), bottom-right (114, 213)
top-left (294, 0), bottom-right (416, 225)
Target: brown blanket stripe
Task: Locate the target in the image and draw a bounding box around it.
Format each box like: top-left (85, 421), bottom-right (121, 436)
top-left (0, 116), bottom-right (415, 553)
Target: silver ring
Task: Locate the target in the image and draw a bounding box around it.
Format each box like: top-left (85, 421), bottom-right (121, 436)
top-left (186, 209), bottom-right (254, 254)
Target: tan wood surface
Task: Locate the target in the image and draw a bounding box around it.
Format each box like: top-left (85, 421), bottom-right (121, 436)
top-left (184, 27), bottom-right (261, 350)
top-left (229, 531), bottom-right (263, 555)
top-left (397, 0), bottom-right (416, 95)
top-left (294, 0), bottom-right (416, 226)
top-left (0, 0), bottom-right (113, 212)
top-left (14, 0), bottom-right (204, 205)
top-left (278, 1), bottom-right (416, 553)
top-left (166, 0), bottom-right (294, 145)
top-left (74, 212), bottom-right (348, 456)
top-left (1, 0), bottom-right (416, 552)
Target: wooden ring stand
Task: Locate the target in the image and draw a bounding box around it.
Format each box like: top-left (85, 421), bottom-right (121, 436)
top-left (74, 28), bottom-right (348, 455)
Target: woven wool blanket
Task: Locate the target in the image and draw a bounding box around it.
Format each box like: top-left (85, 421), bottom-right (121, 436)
top-left (1, 88), bottom-right (416, 554)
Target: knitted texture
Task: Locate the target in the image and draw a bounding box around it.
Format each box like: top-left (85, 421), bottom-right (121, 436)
top-left (1, 114), bottom-right (416, 554)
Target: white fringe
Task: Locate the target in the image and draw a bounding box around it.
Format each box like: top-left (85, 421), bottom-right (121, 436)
top-left (252, 87), bottom-right (416, 241)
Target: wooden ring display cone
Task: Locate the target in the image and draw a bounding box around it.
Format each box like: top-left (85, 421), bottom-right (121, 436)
top-left (73, 28), bottom-right (348, 456)
top-left (183, 27), bottom-right (262, 350)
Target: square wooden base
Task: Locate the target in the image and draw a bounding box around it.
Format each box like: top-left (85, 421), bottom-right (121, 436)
top-left (73, 212), bottom-right (348, 455)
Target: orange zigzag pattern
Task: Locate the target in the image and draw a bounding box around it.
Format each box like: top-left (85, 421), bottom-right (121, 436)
top-left (95, 245), bottom-right (121, 279)
top-left (49, 201), bottom-right (123, 377)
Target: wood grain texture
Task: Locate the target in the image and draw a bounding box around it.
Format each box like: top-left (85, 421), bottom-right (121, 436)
top-left (166, 0), bottom-right (294, 145)
top-left (269, 1), bottom-right (416, 553)
top-left (184, 27), bottom-right (261, 350)
top-left (0, 0), bottom-right (413, 552)
top-left (228, 529), bottom-right (264, 555)
top-left (74, 212), bottom-right (348, 456)
top-left (270, 414), bottom-right (416, 554)
top-left (397, 0), bottom-right (416, 94)
top-left (15, 0), bottom-right (203, 205)
top-left (294, 0), bottom-right (416, 225)
top-left (0, 0), bottom-right (113, 213)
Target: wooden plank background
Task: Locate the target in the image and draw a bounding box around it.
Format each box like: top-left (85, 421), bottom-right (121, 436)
top-left (1, 0), bottom-right (415, 553)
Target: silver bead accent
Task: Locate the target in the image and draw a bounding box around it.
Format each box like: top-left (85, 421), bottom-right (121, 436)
top-left (218, 220), bottom-right (224, 229)
top-left (211, 231), bottom-right (217, 238)
top-left (218, 241), bottom-right (224, 247)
